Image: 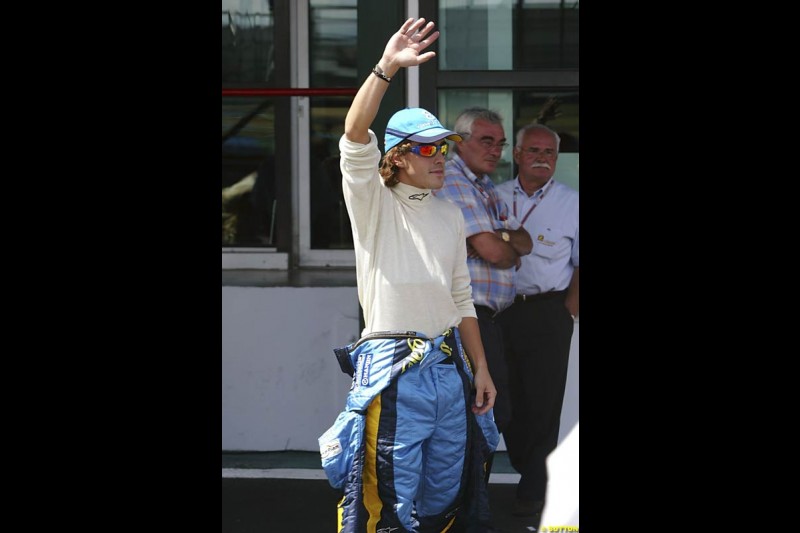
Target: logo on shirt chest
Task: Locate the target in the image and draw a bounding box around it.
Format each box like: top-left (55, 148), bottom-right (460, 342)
top-left (537, 233), bottom-right (556, 246)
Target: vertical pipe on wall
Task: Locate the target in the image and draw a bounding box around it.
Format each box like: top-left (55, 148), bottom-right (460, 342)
top-left (294, 0), bottom-right (310, 266)
top-left (407, 0), bottom-right (420, 108)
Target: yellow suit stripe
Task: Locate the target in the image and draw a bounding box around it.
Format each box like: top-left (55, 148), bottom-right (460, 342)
top-left (363, 394), bottom-right (383, 532)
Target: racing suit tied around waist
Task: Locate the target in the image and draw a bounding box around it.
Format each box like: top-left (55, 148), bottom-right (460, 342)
top-left (333, 328), bottom-right (475, 411)
top-left (319, 327), bottom-right (500, 531)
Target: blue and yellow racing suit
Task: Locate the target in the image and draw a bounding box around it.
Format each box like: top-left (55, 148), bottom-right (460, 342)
top-left (319, 327), bottom-right (499, 533)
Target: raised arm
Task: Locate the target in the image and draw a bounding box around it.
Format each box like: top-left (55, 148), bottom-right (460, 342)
top-left (344, 17), bottom-right (440, 144)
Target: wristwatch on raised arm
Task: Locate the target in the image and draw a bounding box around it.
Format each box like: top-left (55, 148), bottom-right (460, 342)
top-left (500, 231), bottom-right (510, 242)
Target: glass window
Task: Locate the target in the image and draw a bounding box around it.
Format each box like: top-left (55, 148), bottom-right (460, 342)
top-left (309, 97), bottom-right (352, 249)
top-left (222, 0), bottom-right (277, 84)
top-left (310, 0), bottom-right (358, 87)
top-left (222, 98), bottom-right (277, 247)
top-left (439, 0), bottom-right (578, 71)
top-left (220, 0), bottom-right (578, 269)
top-left (308, 0), bottom-right (357, 251)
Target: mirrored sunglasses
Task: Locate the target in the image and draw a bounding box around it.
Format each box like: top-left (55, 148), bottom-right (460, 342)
top-left (409, 143), bottom-right (449, 157)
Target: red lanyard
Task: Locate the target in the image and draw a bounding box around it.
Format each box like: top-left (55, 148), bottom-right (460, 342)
top-left (449, 155), bottom-right (509, 222)
top-left (513, 179), bottom-right (554, 225)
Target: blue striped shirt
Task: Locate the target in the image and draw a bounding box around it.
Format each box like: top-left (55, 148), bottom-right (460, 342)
top-left (433, 154), bottom-right (520, 313)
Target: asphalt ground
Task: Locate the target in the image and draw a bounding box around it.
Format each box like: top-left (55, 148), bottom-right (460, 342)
top-left (221, 478), bottom-right (543, 532)
top-left (222, 452), bottom-right (543, 532)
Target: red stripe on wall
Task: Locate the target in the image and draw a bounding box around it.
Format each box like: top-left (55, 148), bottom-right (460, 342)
top-left (222, 88), bottom-right (358, 97)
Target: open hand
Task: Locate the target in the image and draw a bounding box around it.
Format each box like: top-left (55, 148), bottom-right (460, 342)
top-left (381, 18), bottom-right (440, 69)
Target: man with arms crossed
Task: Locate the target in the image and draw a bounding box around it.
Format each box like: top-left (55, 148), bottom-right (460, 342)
top-left (496, 123), bottom-right (579, 518)
top-left (433, 107), bottom-right (532, 483)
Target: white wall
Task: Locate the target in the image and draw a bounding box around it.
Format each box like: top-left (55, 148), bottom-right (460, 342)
top-left (222, 286), bottom-right (579, 452)
top-left (222, 286), bottom-right (360, 451)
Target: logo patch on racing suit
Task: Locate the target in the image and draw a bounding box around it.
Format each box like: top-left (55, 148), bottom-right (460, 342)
top-left (359, 353), bottom-right (373, 386)
top-left (320, 438), bottom-right (343, 460)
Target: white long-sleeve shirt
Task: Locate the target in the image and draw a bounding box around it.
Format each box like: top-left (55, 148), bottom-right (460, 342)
top-left (340, 130), bottom-right (476, 339)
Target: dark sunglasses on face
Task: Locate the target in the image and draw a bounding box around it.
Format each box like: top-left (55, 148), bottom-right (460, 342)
top-left (409, 143), bottom-right (449, 157)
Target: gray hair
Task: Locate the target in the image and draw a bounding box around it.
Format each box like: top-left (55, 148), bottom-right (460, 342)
top-left (452, 108), bottom-right (504, 150)
top-left (515, 123), bottom-right (561, 152)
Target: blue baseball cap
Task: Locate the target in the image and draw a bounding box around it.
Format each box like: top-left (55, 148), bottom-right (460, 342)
top-left (384, 108), bottom-right (462, 153)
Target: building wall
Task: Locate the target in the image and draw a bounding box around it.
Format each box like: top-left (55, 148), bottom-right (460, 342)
top-left (222, 285), bottom-right (579, 452)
